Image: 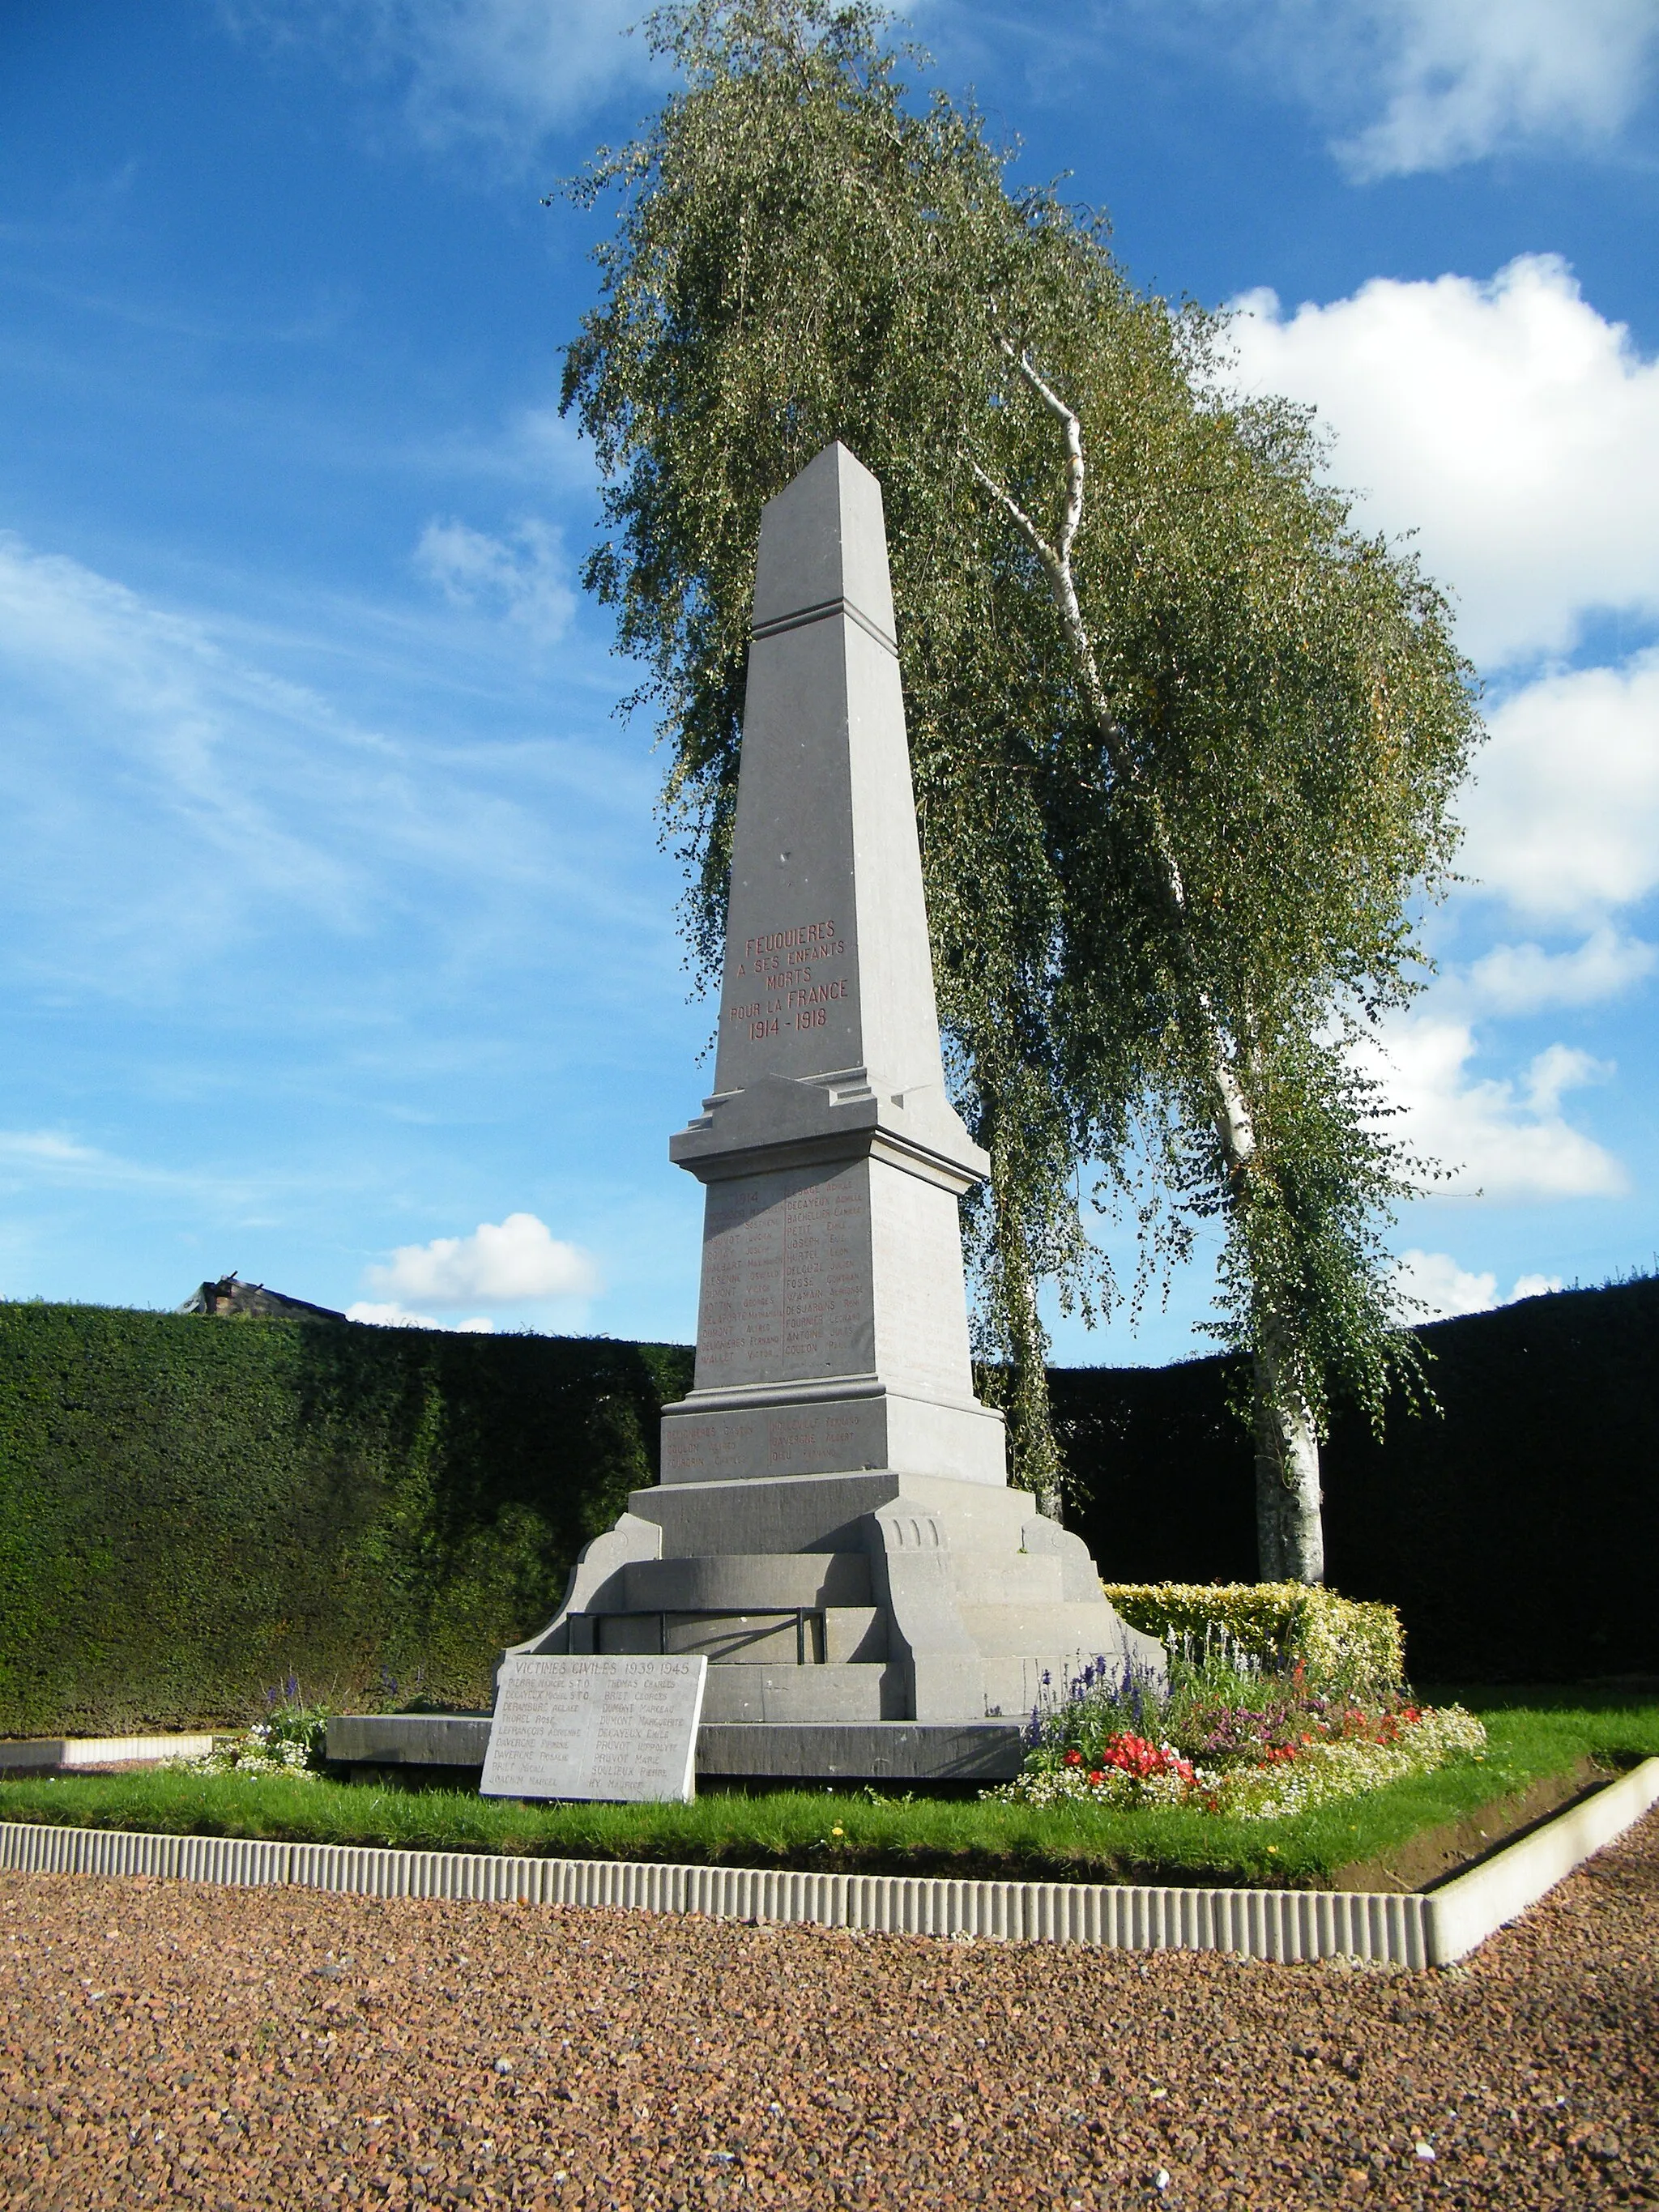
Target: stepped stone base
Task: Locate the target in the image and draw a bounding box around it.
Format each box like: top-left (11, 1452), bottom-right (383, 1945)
top-left (329, 1468), bottom-right (1160, 1791)
top-left (497, 1466), bottom-right (1162, 1778)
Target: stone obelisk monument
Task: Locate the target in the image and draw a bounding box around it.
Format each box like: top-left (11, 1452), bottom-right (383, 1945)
top-left (512, 444), bottom-right (1160, 1781)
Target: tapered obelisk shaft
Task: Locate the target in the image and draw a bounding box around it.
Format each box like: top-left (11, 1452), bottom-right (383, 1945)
top-left (663, 443), bottom-right (1006, 1488)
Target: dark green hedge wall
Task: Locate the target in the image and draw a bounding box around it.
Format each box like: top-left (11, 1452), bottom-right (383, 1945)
top-left (1056, 1277), bottom-right (1659, 1683)
top-left (0, 1306), bottom-right (692, 1735)
top-left (2, 1281), bottom-right (1653, 1732)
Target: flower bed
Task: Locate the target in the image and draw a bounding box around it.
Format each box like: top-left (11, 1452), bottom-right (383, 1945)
top-left (185, 1693), bottom-right (329, 1783)
top-left (991, 1646), bottom-right (1486, 1820)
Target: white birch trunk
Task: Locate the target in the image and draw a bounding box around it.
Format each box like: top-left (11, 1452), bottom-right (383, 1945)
top-left (1251, 1336), bottom-right (1325, 1584)
top-left (1210, 1066), bottom-right (1326, 1585)
top-left (971, 352), bottom-right (1327, 1581)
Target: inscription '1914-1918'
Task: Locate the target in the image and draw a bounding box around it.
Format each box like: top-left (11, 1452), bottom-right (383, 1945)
top-left (727, 917), bottom-right (850, 1039)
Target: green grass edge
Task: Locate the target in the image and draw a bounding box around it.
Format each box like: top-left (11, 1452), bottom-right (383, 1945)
top-left (2, 1693), bottom-right (1653, 1890)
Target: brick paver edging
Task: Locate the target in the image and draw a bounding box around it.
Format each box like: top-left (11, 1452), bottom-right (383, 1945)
top-left (3, 1758), bottom-right (1654, 1969)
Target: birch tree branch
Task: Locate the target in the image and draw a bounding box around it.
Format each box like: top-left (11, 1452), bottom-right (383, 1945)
top-left (1000, 343), bottom-right (1086, 568)
top-left (966, 456), bottom-right (1058, 574)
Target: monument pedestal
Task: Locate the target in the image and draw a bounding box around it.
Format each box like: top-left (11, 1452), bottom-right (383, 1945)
top-left (513, 1465), bottom-right (1157, 1777)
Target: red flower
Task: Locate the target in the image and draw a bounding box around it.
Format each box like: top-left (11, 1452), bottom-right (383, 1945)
top-left (1064, 1749), bottom-right (1083, 1766)
top-left (1087, 1771), bottom-right (1105, 1785)
top-left (1094, 1732), bottom-right (1196, 1787)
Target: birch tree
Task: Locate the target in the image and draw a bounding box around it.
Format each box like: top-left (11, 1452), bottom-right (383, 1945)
top-left (558, 0), bottom-right (1481, 1573)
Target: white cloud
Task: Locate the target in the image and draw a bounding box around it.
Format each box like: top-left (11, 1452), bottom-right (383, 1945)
top-left (1456, 651), bottom-right (1659, 918)
top-left (423, 403), bottom-right (598, 496)
top-left (1322, 0), bottom-right (1659, 179)
top-left (1171, 0), bottom-right (1659, 178)
top-left (1391, 1247), bottom-right (1565, 1319)
top-left (365, 1211), bottom-right (599, 1305)
top-left (236, 0), bottom-right (658, 153)
top-left (1525, 1042), bottom-right (1612, 1115)
top-left (1465, 925), bottom-right (1657, 1012)
top-left (0, 1131), bottom-right (110, 1171)
top-left (1229, 255), bottom-right (1659, 667)
top-left (0, 1127), bottom-right (251, 1204)
top-left (0, 532), bottom-right (361, 950)
top-left (414, 517), bottom-right (575, 641)
top-left (1375, 1016), bottom-right (1627, 1200)
top-left (1391, 1247), bottom-right (1497, 1319)
top-left (347, 1298), bottom-right (495, 1332)
top-left (0, 524), bottom-right (650, 1009)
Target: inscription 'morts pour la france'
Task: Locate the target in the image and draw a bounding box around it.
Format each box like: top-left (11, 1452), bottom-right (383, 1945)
top-left (722, 918), bottom-right (850, 1046)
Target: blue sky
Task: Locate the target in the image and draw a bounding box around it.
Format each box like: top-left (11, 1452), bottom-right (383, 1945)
top-left (2, 0), bottom-right (1657, 1361)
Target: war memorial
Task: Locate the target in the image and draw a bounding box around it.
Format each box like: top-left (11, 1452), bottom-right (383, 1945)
top-left (335, 441), bottom-right (1160, 1792)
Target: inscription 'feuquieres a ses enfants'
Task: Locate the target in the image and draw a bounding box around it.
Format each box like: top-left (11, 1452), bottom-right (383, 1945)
top-left (727, 918), bottom-right (848, 1039)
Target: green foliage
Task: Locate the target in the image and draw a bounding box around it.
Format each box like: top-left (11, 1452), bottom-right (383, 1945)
top-left (1102, 1581), bottom-right (1405, 1700)
top-left (556, 0), bottom-right (1481, 1526)
top-left (1, 1694), bottom-right (1648, 1886)
top-left (0, 1303), bottom-right (693, 1735)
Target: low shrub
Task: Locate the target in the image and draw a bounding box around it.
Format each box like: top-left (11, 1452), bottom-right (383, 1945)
top-left (186, 1689), bottom-right (333, 1783)
top-left (1102, 1580), bottom-right (1405, 1699)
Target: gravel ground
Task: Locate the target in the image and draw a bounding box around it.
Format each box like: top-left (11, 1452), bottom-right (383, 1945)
top-left (0, 1813), bottom-right (1654, 2210)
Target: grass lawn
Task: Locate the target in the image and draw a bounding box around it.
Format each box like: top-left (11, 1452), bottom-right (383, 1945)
top-left (2, 1690), bottom-right (1653, 1891)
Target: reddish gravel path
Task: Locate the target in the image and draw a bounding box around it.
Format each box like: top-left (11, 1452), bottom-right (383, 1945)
top-left (1, 1813), bottom-right (1655, 2210)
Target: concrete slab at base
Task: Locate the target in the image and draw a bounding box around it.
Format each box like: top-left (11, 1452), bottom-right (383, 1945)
top-left (328, 1715), bottom-right (490, 1768)
top-left (697, 1721), bottom-right (1022, 1781)
top-left (326, 1712), bottom-right (1023, 1784)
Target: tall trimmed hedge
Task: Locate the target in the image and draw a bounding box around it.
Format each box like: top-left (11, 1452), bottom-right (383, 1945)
top-left (0, 1306), bottom-right (692, 1734)
top-left (2, 1281), bottom-right (1653, 1732)
top-left (1058, 1277), bottom-right (1659, 1683)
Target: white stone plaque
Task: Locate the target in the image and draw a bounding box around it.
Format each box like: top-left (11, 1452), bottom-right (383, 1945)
top-left (479, 1654), bottom-right (707, 1804)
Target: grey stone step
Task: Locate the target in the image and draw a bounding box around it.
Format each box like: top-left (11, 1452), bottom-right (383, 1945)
top-left (698, 1663), bottom-right (899, 1725)
top-left (617, 1554), bottom-right (871, 1611)
top-left (957, 1601), bottom-right (1144, 1662)
top-left (328, 1711), bottom-right (1024, 1784)
top-left (824, 1607), bottom-right (887, 1663)
top-left (594, 1609), bottom-right (885, 1666)
top-left (946, 1554), bottom-right (1065, 1606)
top-left (696, 1720), bottom-right (1022, 1782)
top-left (630, 1468), bottom-right (1047, 1563)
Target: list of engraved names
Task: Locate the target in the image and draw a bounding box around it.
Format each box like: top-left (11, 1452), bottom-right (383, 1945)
top-left (695, 1161), bottom-right (873, 1389)
top-left (479, 1656), bottom-right (706, 1804)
